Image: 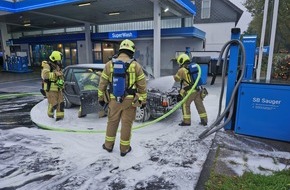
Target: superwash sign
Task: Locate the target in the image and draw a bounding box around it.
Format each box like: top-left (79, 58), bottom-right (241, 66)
top-left (108, 31), bottom-right (137, 39)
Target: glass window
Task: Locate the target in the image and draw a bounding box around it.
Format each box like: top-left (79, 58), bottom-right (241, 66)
top-left (102, 42), bottom-right (115, 62)
top-left (73, 69), bottom-right (100, 91)
top-left (201, 0), bottom-right (211, 19)
top-left (93, 43), bottom-right (102, 62)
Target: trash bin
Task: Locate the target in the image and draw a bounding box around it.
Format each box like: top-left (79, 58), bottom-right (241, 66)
top-left (210, 58), bottom-right (228, 75)
top-left (192, 56), bottom-right (211, 85)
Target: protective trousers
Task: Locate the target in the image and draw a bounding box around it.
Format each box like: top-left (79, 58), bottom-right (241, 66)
top-left (182, 90), bottom-right (207, 124)
top-left (104, 99), bottom-right (136, 153)
top-left (46, 91), bottom-right (64, 119)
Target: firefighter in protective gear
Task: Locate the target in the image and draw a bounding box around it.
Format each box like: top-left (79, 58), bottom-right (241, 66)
top-left (174, 53), bottom-right (208, 126)
top-left (41, 51), bottom-right (65, 121)
top-left (98, 39), bottom-right (147, 157)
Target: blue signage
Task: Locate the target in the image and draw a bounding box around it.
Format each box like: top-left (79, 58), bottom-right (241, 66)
top-left (108, 31), bottom-right (137, 39)
top-left (242, 35), bottom-right (257, 80)
top-left (255, 46), bottom-right (270, 55)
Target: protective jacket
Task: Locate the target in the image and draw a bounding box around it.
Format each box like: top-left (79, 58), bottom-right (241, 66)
top-left (41, 61), bottom-right (64, 92)
top-left (174, 64), bottom-right (207, 125)
top-left (98, 54), bottom-right (147, 103)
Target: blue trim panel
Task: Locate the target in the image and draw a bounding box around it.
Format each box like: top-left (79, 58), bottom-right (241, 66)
top-left (0, 1), bottom-right (14, 12)
top-left (92, 27), bottom-right (205, 41)
top-left (0, 0), bottom-right (81, 13)
top-left (175, 0), bottom-right (196, 15)
top-left (12, 27), bottom-right (205, 44)
top-left (12, 33), bottom-right (85, 44)
top-left (0, 0), bottom-right (196, 15)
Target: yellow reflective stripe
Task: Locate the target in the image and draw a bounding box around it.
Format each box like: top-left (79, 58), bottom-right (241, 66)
top-left (199, 113), bottom-right (207, 118)
top-left (56, 112), bottom-right (64, 117)
top-left (101, 72), bottom-right (109, 80)
top-left (137, 73), bottom-right (145, 81)
top-left (105, 136), bottom-right (116, 142)
top-left (130, 72), bottom-right (135, 86)
top-left (138, 93), bottom-right (147, 101)
top-left (49, 72), bottom-right (55, 80)
top-left (98, 89), bottom-right (104, 96)
top-left (120, 139), bottom-right (130, 146)
top-left (109, 94), bottom-right (134, 99)
top-left (184, 68), bottom-right (192, 84)
top-left (183, 115), bottom-right (191, 119)
top-left (43, 83), bottom-right (48, 90)
top-left (47, 104), bottom-right (53, 116)
top-left (109, 63), bottom-right (113, 82)
top-left (43, 68), bottom-right (50, 72)
top-left (128, 64), bottom-right (136, 87)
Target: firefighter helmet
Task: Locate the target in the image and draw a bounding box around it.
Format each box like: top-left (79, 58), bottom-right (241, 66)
top-left (49, 51), bottom-right (63, 62)
top-left (177, 53), bottom-right (190, 66)
top-left (119, 39), bottom-right (135, 53)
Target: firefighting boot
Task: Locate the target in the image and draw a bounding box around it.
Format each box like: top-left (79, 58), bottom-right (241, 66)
top-left (102, 144), bottom-right (114, 153)
top-left (120, 146), bottom-right (132, 157)
top-left (178, 122), bottom-right (191, 126)
top-left (199, 119), bottom-right (207, 126)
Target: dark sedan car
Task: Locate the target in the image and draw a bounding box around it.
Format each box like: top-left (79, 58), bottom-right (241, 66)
top-left (63, 63), bottom-right (180, 122)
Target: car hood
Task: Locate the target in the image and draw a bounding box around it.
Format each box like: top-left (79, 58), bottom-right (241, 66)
top-left (147, 75), bottom-right (177, 92)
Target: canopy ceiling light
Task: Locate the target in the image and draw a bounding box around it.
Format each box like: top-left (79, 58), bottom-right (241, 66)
top-left (108, 12), bottom-right (120, 16)
top-left (77, 2), bottom-right (91, 7)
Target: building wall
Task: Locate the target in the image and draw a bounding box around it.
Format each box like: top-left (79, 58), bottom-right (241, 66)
top-left (194, 22), bottom-right (236, 51)
top-left (135, 38), bottom-right (203, 76)
top-left (194, 0), bottom-right (241, 24)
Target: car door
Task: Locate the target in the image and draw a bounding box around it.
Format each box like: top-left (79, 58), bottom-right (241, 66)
top-left (64, 68), bottom-right (81, 106)
top-left (76, 69), bottom-right (104, 115)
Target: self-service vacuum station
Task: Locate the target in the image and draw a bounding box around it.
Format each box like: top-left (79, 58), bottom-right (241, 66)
top-left (198, 27), bottom-right (290, 142)
top-left (199, 0), bottom-right (289, 142)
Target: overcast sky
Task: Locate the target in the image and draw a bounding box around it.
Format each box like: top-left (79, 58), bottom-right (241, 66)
top-left (229, 0), bottom-right (252, 32)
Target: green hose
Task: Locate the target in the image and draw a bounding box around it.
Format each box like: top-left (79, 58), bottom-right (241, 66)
top-left (0, 92), bottom-right (42, 99)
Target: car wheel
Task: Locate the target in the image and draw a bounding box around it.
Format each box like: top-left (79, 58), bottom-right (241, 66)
top-left (135, 107), bottom-right (150, 122)
top-left (64, 94), bottom-right (72, 108)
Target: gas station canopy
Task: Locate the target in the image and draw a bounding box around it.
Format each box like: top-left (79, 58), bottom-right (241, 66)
top-left (0, 0), bottom-right (196, 33)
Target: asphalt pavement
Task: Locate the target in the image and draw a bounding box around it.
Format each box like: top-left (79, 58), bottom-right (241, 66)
top-left (1, 66), bottom-right (290, 190)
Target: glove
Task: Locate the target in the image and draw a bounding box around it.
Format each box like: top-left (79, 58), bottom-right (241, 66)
top-left (99, 100), bottom-right (105, 107)
top-left (177, 94), bottom-right (183, 102)
top-left (200, 87), bottom-right (208, 99)
top-left (56, 79), bottom-right (64, 89)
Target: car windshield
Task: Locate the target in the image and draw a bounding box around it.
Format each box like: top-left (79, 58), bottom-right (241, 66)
top-left (73, 69), bottom-right (100, 91)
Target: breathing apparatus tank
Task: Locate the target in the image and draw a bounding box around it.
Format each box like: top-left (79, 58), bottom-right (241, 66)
top-left (188, 63), bottom-right (203, 87)
top-left (112, 59), bottom-right (127, 103)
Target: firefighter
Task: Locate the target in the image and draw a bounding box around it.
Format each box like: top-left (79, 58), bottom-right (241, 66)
top-left (41, 51), bottom-right (65, 121)
top-left (98, 39), bottom-right (147, 157)
top-left (174, 53), bottom-right (208, 126)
